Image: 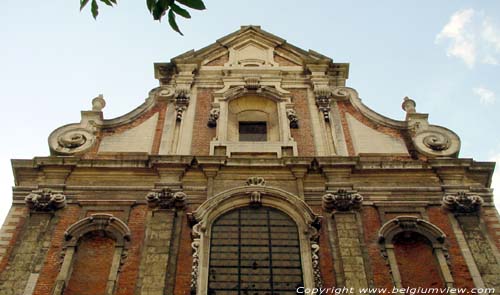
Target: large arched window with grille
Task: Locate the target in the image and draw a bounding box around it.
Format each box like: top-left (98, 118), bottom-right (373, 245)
top-left (208, 206), bottom-right (303, 294)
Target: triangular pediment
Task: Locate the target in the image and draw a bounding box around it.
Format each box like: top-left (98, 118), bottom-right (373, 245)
top-left (172, 26), bottom-right (332, 68)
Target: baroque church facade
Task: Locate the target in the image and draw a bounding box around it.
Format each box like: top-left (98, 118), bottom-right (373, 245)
top-left (0, 26), bottom-right (499, 295)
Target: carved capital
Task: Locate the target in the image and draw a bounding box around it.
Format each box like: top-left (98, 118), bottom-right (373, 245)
top-left (442, 191), bottom-right (483, 214)
top-left (322, 189), bottom-right (363, 212)
top-left (145, 187), bottom-right (187, 210)
top-left (25, 189), bottom-right (66, 212)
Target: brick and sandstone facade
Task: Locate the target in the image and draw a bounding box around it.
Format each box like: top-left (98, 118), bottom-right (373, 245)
top-left (1, 26), bottom-right (499, 295)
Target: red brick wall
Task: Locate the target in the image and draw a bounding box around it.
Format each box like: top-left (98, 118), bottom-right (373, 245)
top-left (34, 205), bottom-right (81, 295)
top-left (174, 214), bottom-right (193, 295)
top-left (116, 205), bottom-right (147, 295)
top-left (64, 234), bottom-right (116, 295)
top-left (362, 207), bottom-right (393, 289)
top-left (393, 232), bottom-right (444, 288)
top-left (191, 88), bottom-right (216, 155)
top-left (290, 89), bottom-right (316, 156)
top-left (427, 207), bottom-right (474, 289)
top-left (317, 206), bottom-right (336, 288)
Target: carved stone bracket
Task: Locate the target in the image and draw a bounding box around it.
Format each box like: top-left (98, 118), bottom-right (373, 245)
top-left (145, 187), bottom-right (187, 210)
top-left (322, 189), bottom-right (363, 212)
top-left (174, 85), bottom-right (191, 121)
top-left (286, 108), bottom-right (299, 128)
top-left (25, 189), bottom-right (66, 212)
top-left (207, 108), bottom-right (220, 128)
top-left (314, 86), bottom-right (332, 121)
top-left (244, 76), bottom-right (260, 90)
top-left (442, 191), bottom-right (483, 214)
top-left (246, 176), bottom-right (266, 187)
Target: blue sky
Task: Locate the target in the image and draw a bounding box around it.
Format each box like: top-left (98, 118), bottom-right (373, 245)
top-left (0, 0), bottom-right (499, 222)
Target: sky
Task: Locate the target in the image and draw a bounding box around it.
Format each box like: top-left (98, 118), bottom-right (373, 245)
top-left (0, 0), bottom-right (499, 223)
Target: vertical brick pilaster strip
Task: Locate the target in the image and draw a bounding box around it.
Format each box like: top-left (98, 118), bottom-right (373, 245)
top-left (0, 206), bottom-right (27, 273)
top-left (361, 207), bottom-right (392, 291)
top-left (191, 88), bottom-right (216, 156)
top-left (151, 102), bottom-right (167, 155)
top-left (427, 207), bottom-right (474, 290)
top-left (0, 211), bottom-right (57, 295)
top-left (454, 214), bottom-right (500, 291)
top-left (116, 205), bottom-right (147, 295)
top-left (289, 89), bottom-right (315, 156)
top-left (333, 212), bottom-right (369, 294)
top-left (32, 205), bottom-right (81, 295)
top-left (135, 209), bottom-right (175, 294)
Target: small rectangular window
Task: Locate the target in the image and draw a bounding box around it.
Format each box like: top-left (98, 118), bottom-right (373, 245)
top-left (239, 122), bottom-right (267, 141)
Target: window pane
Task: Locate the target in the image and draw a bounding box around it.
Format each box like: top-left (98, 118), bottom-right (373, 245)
top-left (209, 207), bottom-right (303, 294)
top-left (239, 122), bottom-right (267, 142)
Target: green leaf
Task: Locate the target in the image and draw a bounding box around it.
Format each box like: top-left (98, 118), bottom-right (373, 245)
top-left (168, 9), bottom-right (183, 35)
top-left (109, 0), bottom-right (117, 4)
top-left (80, 0), bottom-right (90, 10)
top-left (91, 0), bottom-right (99, 19)
top-left (170, 3), bottom-right (191, 18)
top-left (100, 0), bottom-right (113, 6)
top-left (152, 0), bottom-right (168, 20)
top-left (147, 0), bottom-right (156, 13)
top-left (176, 0), bottom-right (205, 10)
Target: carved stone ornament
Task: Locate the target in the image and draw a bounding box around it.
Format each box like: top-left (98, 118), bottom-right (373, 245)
top-left (411, 126), bottom-right (460, 157)
top-left (286, 109), bottom-right (299, 129)
top-left (308, 220), bottom-right (323, 289)
top-left (145, 187), bottom-right (187, 209)
top-left (244, 76), bottom-right (260, 90)
top-left (401, 96), bottom-right (416, 114)
top-left (246, 176), bottom-right (266, 186)
top-left (190, 222), bottom-right (204, 294)
top-left (249, 191), bottom-right (262, 207)
top-left (50, 124), bottom-right (97, 155)
top-left (207, 108), bottom-right (220, 128)
top-left (314, 86), bottom-right (332, 121)
top-left (322, 189), bottom-right (363, 212)
top-left (442, 191), bottom-right (484, 214)
top-left (175, 85), bottom-right (191, 121)
top-left (92, 94), bottom-right (106, 112)
top-left (25, 189), bottom-right (66, 212)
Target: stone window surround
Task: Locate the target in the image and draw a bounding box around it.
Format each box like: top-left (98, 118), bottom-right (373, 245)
top-left (189, 185), bottom-right (320, 294)
top-left (209, 82), bottom-right (298, 157)
top-left (52, 213), bottom-right (131, 295)
top-left (378, 216), bottom-right (454, 288)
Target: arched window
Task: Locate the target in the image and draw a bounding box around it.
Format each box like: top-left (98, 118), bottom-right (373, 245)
top-left (208, 206), bottom-right (303, 294)
top-left (52, 214), bottom-right (131, 295)
top-left (378, 216), bottom-right (454, 288)
top-left (189, 181), bottom-right (320, 294)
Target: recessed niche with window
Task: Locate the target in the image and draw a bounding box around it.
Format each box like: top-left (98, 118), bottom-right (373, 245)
top-left (239, 121), bottom-right (267, 141)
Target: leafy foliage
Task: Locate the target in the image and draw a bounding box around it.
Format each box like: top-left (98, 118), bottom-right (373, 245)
top-left (80, 0), bottom-right (206, 35)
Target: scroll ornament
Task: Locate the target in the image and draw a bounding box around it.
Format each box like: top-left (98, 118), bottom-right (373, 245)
top-left (145, 187), bottom-right (187, 209)
top-left (442, 191), bottom-right (484, 214)
top-left (322, 189), bottom-right (363, 212)
top-left (411, 126), bottom-right (460, 158)
top-left (25, 189), bottom-right (66, 212)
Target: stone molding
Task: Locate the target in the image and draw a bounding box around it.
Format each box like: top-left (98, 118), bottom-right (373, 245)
top-left (322, 189), bottom-right (363, 212)
top-left (145, 187), bottom-right (187, 210)
top-left (442, 191), bottom-right (484, 214)
top-left (25, 189), bottom-right (66, 212)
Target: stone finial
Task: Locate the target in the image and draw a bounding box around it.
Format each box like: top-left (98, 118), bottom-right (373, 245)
top-left (442, 191), bottom-right (483, 214)
top-left (145, 187), bottom-right (186, 209)
top-left (401, 96), bottom-right (416, 115)
top-left (286, 109), bottom-right (299, 129)
top-left (25, 189), bottom-right (66, 212)
top-left (207, 108), bottom-right (220, 128)
top-left (322, 189), bottom-right (363, 212)
top-left (246, 177), bottom-right (266, 186)
top-left (92, 94), bottom-right (106, 111)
